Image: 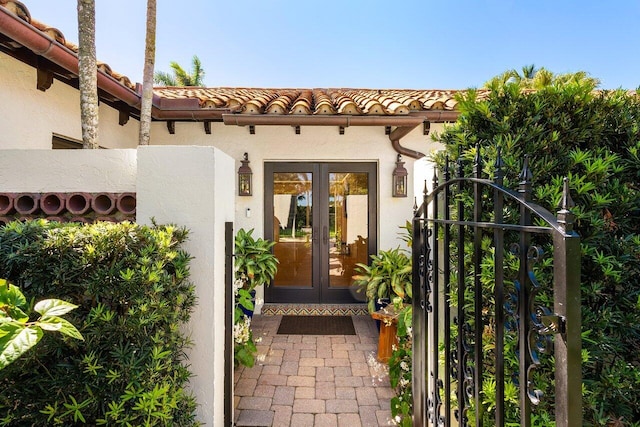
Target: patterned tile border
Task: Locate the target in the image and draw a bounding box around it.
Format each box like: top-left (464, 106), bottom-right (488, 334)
top-left (261, 303), bottom-right (369, 316)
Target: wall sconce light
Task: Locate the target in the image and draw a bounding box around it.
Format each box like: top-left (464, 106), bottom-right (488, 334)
top-left (392, 154), bottom-right (408, 197)
top-left (423, 121), bottom-right (431, 135)
top-left (238, 153), bottom-right (252, 196)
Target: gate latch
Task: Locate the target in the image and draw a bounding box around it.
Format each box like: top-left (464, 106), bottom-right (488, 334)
top-left (540, 314), bottom-right (566, 335)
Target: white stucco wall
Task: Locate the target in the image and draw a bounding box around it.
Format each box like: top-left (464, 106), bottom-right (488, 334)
top-left (149, 121), bottom-right (445, 251)
top-left (412, 123), bottom-right (449, 195)
top-left (136, 146), bottom-right (234, 427)
top-left (0, 52), bottom-right (139, 149)
top-left (0, 149), bottom-right (136, 192)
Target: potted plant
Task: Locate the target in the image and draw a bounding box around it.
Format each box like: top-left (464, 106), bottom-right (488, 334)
top-left (353, 248), bottom-right (412, 362)
top-left (233, 304), bottom-right (257, 367)
top-left (233, 229), bottom-right (278, 367)
top-left (353, 247), bottom-right (412, 314)
top-left (234, 228), bottom-right (279, 317)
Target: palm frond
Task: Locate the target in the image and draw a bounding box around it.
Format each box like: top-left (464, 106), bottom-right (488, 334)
top-left (153, 71), bottom-right (176, 86)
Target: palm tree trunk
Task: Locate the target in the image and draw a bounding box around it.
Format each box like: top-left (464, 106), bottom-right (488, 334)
top-left (139, 0), bottom-right (156, 146)
top-left (77, 0), bottom-right (98, 149)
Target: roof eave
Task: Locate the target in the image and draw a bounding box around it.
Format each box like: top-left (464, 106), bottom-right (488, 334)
top-left (219, 111), bottom-right (458, 126)
top-left (0, 5), bottom-right (141, 108)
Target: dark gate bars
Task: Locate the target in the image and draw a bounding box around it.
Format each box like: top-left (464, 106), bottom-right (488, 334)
top-left (518, 156), bottom-right (534, 427)
top-left (412, 148), bottom-right (581, 427)
top-left (412, 183), bottom-right (427, 423)
top-left (442, 158), bottom-right (452, 427)
top-left (455, 153), bottom-right (468, 426)
top-left (493, 147), bottom-right (506, 427)
top-left (429, 165), bottom-right (441, 424)
top-left (472, 147), bottom-right (484, 426)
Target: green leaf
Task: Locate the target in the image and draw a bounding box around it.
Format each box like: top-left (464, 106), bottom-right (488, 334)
top-left (0, 306), bottom-right (28, 324)
top-left (39, 316), bottom-right (84, 341)
top-left (38, 318), bottom-right (63, 331)
top-left (235, 347), bottom-right (255, 368)
top-left (34, 299), bottom-right (79, 317)
top-left (0, 324), bottom-right (43, 369)
top-left (0, 281), bottom-right (27, 310)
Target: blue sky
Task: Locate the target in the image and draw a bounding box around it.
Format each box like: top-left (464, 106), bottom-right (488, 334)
top-left (25, 1), bottom-right (640, 89)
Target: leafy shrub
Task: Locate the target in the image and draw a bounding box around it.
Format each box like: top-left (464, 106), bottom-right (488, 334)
top-left (232, 228), bottom-right (278, 368)
top-left (433, 79), bottom-right (640, 425)
top-left (232, 292), bottom-right (257, 368)
top-left (353, 248), bottom-right (413, 314)
top-left (389, 305), bottom-right (413, 427)
top-left (0, 219), bottom-right (198, 426)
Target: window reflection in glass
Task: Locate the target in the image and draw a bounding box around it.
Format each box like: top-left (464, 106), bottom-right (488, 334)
top-left (272, 172), bottom-right (313, 287)
top-left (328, 172), bottom-right (369, 288)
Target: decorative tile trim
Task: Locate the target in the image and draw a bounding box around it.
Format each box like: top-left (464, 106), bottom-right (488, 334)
top-left (261, 303), bottom-right (368, 316)
top-left (0, 192), bottom-right (135, 226)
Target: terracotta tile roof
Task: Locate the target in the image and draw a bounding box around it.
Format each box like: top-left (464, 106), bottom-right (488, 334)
top-left (0, 0), bottom-right (136, 90)
top-left (154, 88), bottom-right (488, 115)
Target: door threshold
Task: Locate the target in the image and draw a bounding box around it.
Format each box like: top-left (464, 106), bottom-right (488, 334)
top-left (261, 303), bottom-right (368, 316)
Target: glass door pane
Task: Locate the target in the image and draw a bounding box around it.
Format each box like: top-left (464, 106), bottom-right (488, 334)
top-left (328, 172), bottom-right (369, 289)
top-left (272, 172), bottom-right (313, 288)
top-left (265, 162), bottom-right (376, 304)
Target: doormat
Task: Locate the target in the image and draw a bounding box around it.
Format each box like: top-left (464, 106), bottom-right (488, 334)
top-left (277, 315), bottom-right (356, 335)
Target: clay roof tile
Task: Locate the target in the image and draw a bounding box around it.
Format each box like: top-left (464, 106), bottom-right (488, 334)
top-left (290, 90), bottom-right (312, 115)
top-left (329, 90), bottom-right (362, 115)
top-left (0, 0), bottom-right (30, 22)
top-left (97, 61), bottom-right (112, 75)
top-left (312, 90), bottom-right (336, 115)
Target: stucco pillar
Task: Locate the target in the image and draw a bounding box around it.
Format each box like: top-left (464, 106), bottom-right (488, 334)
top-left (136, 146), bottom-right (235, 426)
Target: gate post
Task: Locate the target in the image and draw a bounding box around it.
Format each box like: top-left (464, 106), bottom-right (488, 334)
top-left (553, 179), bottom-right (581, 427)
top-left (225, 221), bottom-right (234, 427)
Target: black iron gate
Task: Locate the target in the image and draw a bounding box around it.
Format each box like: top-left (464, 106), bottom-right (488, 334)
top-left (412, 150), bottom-right (581, 427)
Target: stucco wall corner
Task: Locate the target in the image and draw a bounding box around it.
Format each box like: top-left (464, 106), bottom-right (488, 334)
top-left (135, 145), bottom-right (234, 426)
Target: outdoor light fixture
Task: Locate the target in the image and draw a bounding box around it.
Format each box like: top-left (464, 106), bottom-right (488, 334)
top-left (392, 154), bottom-right (408, 197)
top-left (423, 121), bottom-right (431, 135)
top-left (238, 153), bottom-right (252, 196)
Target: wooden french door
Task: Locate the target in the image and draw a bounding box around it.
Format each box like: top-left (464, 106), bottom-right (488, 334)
top-left (264, 162), bottom-right (377, 304)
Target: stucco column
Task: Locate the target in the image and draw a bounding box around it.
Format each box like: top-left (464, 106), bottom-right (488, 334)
top-left (137, 146), bottom-right (235, 426)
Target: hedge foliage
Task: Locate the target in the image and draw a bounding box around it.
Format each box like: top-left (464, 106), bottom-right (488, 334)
top-left (434, 79), bottom-right (640, 425)
top-left (0, 220), bottom-right (198, 426)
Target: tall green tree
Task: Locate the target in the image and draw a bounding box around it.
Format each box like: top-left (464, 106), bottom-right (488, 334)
top-left (77, 0), bottom-right (98, 148)
top-left (154, 55), bottom-right (205, 86)
top-left (139, 0), bottom-right (156, 146)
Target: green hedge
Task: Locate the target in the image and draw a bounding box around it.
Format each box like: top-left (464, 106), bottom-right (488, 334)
top-left (435, 80), bottom-right (640, 425)
top-left (0, 220), bottom-right (198, 426)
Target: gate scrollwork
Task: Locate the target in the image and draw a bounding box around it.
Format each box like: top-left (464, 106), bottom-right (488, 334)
top-left (412, 150), bottom-right (581, 427)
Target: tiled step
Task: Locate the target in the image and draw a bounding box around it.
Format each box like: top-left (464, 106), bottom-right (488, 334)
top-left (261, 303), bottom-right (368, 316)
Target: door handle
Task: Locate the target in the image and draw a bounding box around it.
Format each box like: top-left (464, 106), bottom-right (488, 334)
top-left (323, 226), bottom-right (328, 245)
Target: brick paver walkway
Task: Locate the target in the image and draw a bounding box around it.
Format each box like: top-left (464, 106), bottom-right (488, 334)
top-left (234, 315), bottom-right (395, 426)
